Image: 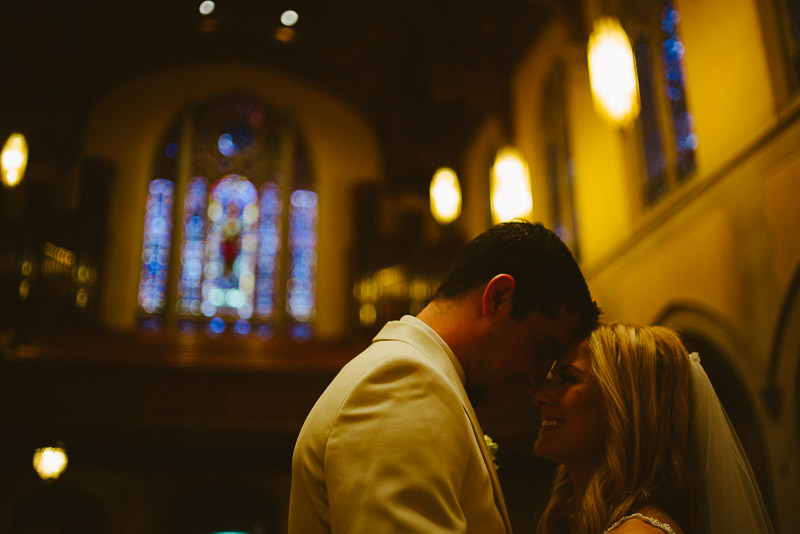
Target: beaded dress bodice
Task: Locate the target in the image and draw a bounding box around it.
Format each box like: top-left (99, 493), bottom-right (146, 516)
top-left (604, 512), bottom-right (677, 534)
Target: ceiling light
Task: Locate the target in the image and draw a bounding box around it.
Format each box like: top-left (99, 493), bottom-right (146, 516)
top-left (199, 1), bottom-right (215, 16)
top-left (281, 10), bottom-right (299, 27)
top-left (1, 132), bottom-right (28, 189)
top-left (33, 446), bottom-right (68, 480)
top-left (587, 17), bottom-right (640, 126)
top-left (490, 147), bottom-right (533, 224)
top-left (429, 167), bottom-right (461, 224)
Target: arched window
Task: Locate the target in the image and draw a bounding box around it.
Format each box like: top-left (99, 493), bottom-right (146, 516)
top-left (137, 95), bottom-right (317, 340)
top-left (627, 0), bottom-right (698, 206)
top-left (542, 60), bottom-right (580, 259)
top-left (775, 0), bottom-right (800, 88)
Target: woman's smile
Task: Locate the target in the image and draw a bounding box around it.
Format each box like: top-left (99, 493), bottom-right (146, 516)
top-left (530, 342), bottom-right (604, 474)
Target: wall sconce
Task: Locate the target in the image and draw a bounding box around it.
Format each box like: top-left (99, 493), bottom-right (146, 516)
top-left (490, 147), bottom-right (533, 224)
top-left (587, 17), bottom-right (640, 127)
top-left (33, 446), bottom-right (68, 480)
top-left (429, 167), bottom-right (461, 224)
top-left (1, 132), bottom-right (29, 188)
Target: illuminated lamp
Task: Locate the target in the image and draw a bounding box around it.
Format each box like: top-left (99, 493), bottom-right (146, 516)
top-left (429, 167), bottom-right (461, 224)
top-left (281, 10), bottom-right (299, 27)
top-left (1, 132), bottom-right (28, 188)
top-left (490, 147), bottom-right (533, 224)
top-left (33, 446), bottom-right (68, 480)
top-left (587, 17), bottom-right (640, 127)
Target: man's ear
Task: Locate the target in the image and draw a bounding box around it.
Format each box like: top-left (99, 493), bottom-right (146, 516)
top-left (481, 274), bottom-right (515, 318)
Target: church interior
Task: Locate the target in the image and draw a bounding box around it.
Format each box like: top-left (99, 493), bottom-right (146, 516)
top-left (1, 0), bottom-right (799, 532)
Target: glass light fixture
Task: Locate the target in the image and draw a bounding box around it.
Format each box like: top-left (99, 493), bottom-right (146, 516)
top-left (429, 167), bottom-right (461, 224)
top-left (490, 147), bottom-right (533, 224)
top-left (1, 132), bottom-right (28, 188)
top-left (587, 17), bottom-right (640, 127)
top-left (198, 1), bottom-right (215, 15)
top-left (281, 10), bottom-right (299, 27)
top-left (33, 446), bottom-right (68, 480)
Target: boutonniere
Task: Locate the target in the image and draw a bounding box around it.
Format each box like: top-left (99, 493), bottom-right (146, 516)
top-left (484, 434), bottom-right (499, 470)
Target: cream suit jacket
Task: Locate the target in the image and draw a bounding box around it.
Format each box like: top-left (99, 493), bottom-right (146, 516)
top-left (288, 315), bottom-right (512, 533)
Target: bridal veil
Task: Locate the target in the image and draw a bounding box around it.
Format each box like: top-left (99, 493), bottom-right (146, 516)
top-left (689, 352), bottom-right (775, 534)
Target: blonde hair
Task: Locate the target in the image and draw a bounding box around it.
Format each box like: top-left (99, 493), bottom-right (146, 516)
top-left (537, 322), bottom-right (700, 533)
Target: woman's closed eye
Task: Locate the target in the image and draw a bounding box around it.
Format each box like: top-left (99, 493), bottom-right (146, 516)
top-left (553, 365), bottom-right (584, 384)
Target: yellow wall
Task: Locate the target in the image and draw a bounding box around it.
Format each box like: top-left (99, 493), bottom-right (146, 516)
top-left (676, 0), bottom-right (776, 176)
top-left (567, 62), bottom-right (633, 266)
top-left (82, 63), bottom-right (382, 340)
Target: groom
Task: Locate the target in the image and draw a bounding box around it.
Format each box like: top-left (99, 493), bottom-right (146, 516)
top-left (289, 221), bottom-right (600, 533)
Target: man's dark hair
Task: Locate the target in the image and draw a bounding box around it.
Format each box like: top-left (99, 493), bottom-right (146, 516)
top-left (432, 220), bottom-right (600, 333)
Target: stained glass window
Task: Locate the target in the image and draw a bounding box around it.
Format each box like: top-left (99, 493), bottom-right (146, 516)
top-left (636, 35), bottom-right (669, 204)
top-left (660, 1), bottom-right (697, 180)
top-left (256, 182), bottom-right (281, 319)
top-left (178, 177), bottom-right (207, 316)
top-left (201, 175), bottom-right (259, 326)
top-left (138, 179), bottom-right (174, 315)
top-left (631, 0), bottom-right (697, 206)
top-left (776, 0), bottom-right (800, 85)
top-left (542, 61), bottom-right (580, 259)
top-left (137, 95), bottom-right (317, 339)
top-left (287, 189), bottom-right (318, 340)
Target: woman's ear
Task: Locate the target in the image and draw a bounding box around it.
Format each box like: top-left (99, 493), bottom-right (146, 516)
top-left (481, 274), bottom-right (516, 318)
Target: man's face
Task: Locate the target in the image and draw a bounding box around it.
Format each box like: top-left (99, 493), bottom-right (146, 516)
top-left (469, 307), bottom-right (582, 397)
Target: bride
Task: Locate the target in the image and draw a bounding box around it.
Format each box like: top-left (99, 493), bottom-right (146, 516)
top-left (529, 322), bottom-right (774, 533)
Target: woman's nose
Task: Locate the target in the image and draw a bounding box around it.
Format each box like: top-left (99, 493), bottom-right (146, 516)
top-left (530, 382), bottom-right (554, 407)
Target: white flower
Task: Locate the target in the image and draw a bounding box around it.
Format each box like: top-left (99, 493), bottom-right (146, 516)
top-left (484, 434), bottom-right (499, 470)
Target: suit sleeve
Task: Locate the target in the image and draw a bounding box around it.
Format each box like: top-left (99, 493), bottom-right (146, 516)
top-left (325, 352), bottom-right (472, 533)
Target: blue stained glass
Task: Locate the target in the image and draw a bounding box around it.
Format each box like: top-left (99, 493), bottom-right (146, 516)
top-left (256, 183), bottom-right (281, 318)
top-left (234, 319), bottom-right (251, 335)
top-left (289, 322), bottom-right (312, 342)
top-left (287, 189), bottom-right (317, 325)
top-left (202, 175), bottom-right (259, 320)
top-left (178, 177), bottom-right (208, 315)
top-left (138, 179), bottom-right (175, 314)
top-left (218, 133), bottom-right (236, 157)
top-left (207, 316), bottom-right (226, 335)
top-left (661, 0), bottom-right (697, 181)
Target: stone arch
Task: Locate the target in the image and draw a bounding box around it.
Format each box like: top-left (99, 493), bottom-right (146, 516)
top-left (763, 263), bottom-right (800, 532)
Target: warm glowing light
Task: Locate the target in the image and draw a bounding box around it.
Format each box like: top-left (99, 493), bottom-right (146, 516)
top-left (281, 10), bottom-right (299, 26)
top-left (587, 17), bottom-right (640, 126)
top-left (1, 132), bottom-right (28, 188)
top-left (490, 147), bottom-right (533, 224)
top-left (274, 26), bottom-right (295, 42)
top-left (429, 167), bottom-right (461, 224)
top-left (33, 447), bottom-right (68, 480)
top-left (359, 302), bottom-right (377, 326)
top-left (199, 1), bottom-right (215, 15)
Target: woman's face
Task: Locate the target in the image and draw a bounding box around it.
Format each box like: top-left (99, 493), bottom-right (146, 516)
top-left (529, 341), bottom-right (605, 475)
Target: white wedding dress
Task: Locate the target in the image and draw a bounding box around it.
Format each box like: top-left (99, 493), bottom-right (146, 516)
top-left (604, 512), bottom-right (676, 533)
